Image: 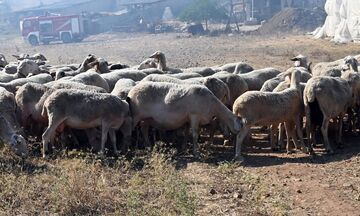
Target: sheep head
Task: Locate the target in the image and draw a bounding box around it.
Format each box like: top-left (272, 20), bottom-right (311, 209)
top-left (343, 56), bottom-right (359, 72)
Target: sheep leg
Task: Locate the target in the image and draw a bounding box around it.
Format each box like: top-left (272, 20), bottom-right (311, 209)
top-left (284, 122), bottom-right (294, 154)
top-left (119, 117), bottom-right (132, 154)
top-left (235, 126), bottom-right (249, 162)
top-left (278, 123), bottom-right (286, 150)
top-left (190, 115), bottom-right (200, 158)
top-left (99, 122), bottom-right (110, 156)
top-left (295, 117), bottom-right (311, 154)
top-left (109, 129), bottom-right (119, 155)
top-left (42, 116), bottom-right (66, 158)
top-left (337, 115), bottom-right (344, 148)
top-left (270, 124), bottom-right (278, 151)
top-left (140, 124), bottom-right (151, 149)
top-left (321, 117), bottom-right (334, 154)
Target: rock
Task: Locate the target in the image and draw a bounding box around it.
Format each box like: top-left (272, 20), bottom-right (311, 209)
top-left (209, 188), bottom-right (217, 195)
top-left (233, 192), bottom-right (242, 199)
top-left (296, 189), bottom-right (302, 194)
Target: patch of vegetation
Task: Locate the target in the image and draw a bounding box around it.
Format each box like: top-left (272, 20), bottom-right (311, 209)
top-left (0, 150), bottom-right (196, 215)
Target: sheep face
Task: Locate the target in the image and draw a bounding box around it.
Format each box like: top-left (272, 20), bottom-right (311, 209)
top-left (343, 56), bottom-right (359, 72)
top-left (10, 134), bottom-right (28, 158)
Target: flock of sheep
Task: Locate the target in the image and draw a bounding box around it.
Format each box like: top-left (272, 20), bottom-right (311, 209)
top-left (0, 51), bottom-right (359, 162)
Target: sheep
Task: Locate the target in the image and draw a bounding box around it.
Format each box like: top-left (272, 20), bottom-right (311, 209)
top-left (92, 57), bottom-right (110, 74)
top-left (213, 62), bottom-right (254, 74)
top-left (238, 67), bottom-right (281, 91)
top-left (13, 53), bottom-right (47, 62)
top-left (0, 54), bottom-right (7, 68)
top-left (304, 76), bottom-right (353, 154)
top-left (2, 63), bottom-right (19, 74)
top-left (41, 89), bottom-right (131, 157)
top-left (211, 72), bottom-right (249, 107)
top-left (109, 63), bottom-right (129, 71)
top-left (0, 59), bottom-right (42, 83)
top-left (290, 54), bottom-right (312, 71)
top-left (138, 58), bottom-right (158, 70)
top-left (234, 62), bottom-right (255, 74)
top-left (182, 67), bottom-right (216, 77)
top-left (312, 58), bottom-right (344, 77)
top-left (149, 51), bottom-right (183, 74)
top-left (67, 70), bottom-right (110, 92)
top-left (233, 69), bottom-right (308, 161)
top-left (142, 74), bottom-right (230, 104)
top-left (0, 87), bottom-right (19, 129)
top-left (55, 54), bottom-right (97, 80)
top-left (16, 82), bottom-right (107, 129)
top-left (15, 83), bottom-right (50, 129)
top-left (0, 73), bottom-right (53, 93)
top-left (127, 81), bottom-right (242, 157)
top-left (169, 72), bottom-right (202, 80)
top-left (0, 115), bottom-right (28, 158)
top-left (140, 68), bottom-right (164, 75)
top-left (260, 67), bottom-right (312, 92)
top-left (101, 69), bottom-right (147, 91)
top-left (111, 79), bottom-right (136, 100)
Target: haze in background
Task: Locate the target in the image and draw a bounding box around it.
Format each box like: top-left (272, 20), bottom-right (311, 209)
top-left (8, 0), bottom-right (62, 11)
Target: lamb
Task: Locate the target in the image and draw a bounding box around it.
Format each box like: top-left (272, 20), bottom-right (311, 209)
top-left (233, 69), bottom-right (308, 161)
top-left (101, 69), bottom-right (147, 91)
top-left (111, 79), bottom-right (136, 100)
top-left (0, 73), bottom-right (53, 93)
top-left (0, 115), bottom-right (28, 158)
top-left (303, 76), bottom-right (353, 154)
top-left (238, 67), bottom-right (282, 91)
top-left (148, 51), bottom-right (183, 74)
top-left (41, 89), bottom-right (131, 157)
top-left (127, 81), bottom-right (242, 157)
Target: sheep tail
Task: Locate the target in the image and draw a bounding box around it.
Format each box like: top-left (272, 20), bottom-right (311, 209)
top-left (305, 88), bottom-right (316, 103)
top-left (126, 97), bottom-right (133, 118)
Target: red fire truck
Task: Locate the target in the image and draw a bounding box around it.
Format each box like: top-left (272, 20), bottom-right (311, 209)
top-left (20, 14), bottom-right (87, 45)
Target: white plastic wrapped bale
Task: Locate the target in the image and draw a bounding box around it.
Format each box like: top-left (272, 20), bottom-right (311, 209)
top-left (333, 0), bottom-right (360, 43)
top-left (315, 0), bottom-right (360, 43)
top-left (314, 0), bottom-right (342, 39)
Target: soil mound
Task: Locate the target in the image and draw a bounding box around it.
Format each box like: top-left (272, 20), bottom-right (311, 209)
top-left (256, 7), bottom-right (326, 35)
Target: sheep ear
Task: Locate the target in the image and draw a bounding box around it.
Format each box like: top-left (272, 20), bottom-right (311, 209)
top-left (290, 57), bottom-right (298, 61)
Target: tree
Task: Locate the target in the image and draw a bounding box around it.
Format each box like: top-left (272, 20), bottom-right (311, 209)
top-left (179, 0), bottom-right (228, 31)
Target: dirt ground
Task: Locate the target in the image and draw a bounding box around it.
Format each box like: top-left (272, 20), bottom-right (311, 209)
top-left (1, 33), bottom-right (360, 215)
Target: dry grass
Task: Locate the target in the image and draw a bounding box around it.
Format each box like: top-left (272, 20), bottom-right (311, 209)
top-left (0, 147), bottom-right (196, 215)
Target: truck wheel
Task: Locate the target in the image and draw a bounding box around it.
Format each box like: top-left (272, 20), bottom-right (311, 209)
top-left (28, 35), bottom-right (39, 46)
top-left (61, 33), bottom-right (72, 43)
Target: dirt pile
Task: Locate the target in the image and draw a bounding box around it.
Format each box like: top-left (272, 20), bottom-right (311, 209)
top-left (256, 7), bottom-right (326, 35)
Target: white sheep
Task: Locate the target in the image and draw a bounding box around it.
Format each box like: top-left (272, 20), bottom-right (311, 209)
top-left (233, 69), bottom-right (309, 161)
top-left (127, 81), bottom-right (242, 157)
top-left (41, 89), bottom-right (131, 157)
